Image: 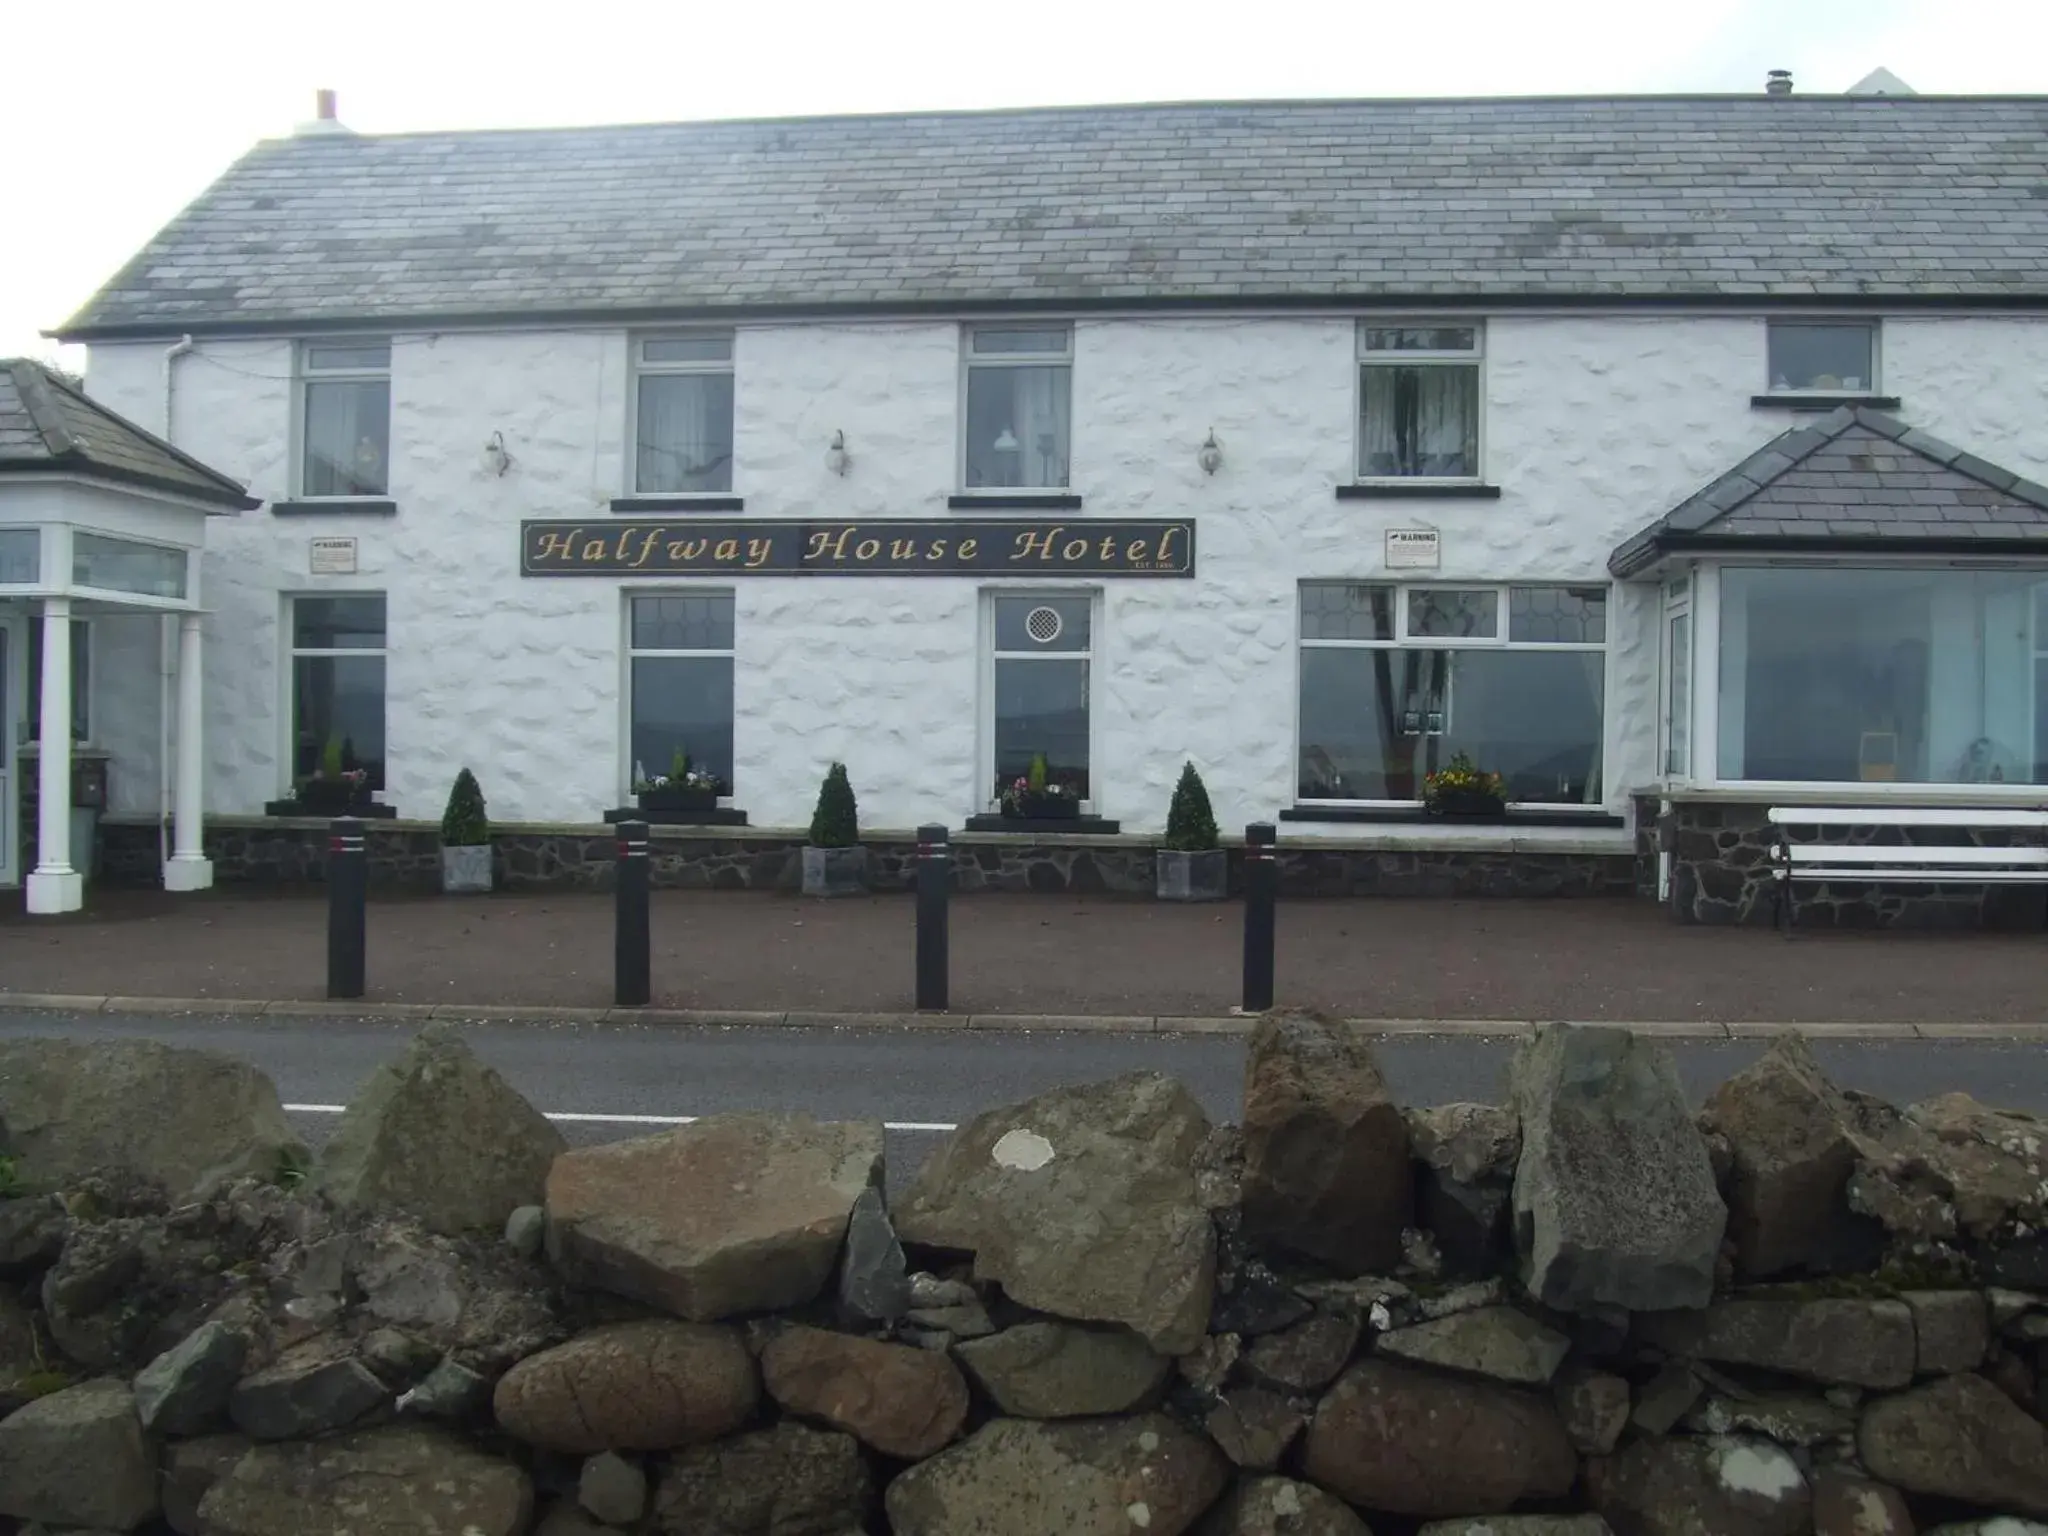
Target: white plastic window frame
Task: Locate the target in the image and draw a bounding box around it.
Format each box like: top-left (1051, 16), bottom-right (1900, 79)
top-left (627, 331), bottom-right (738, 498)
top-left (1762, 319), bottom-right (1881, 398)
top-left (1353, 320), bottom-right (1486, 485)
top-left (282, 590), bottom-right (389, 796)
top-left (292, 339), bottom-right (394, 499)
top-left (620, 588), bottom-right (738, 800)
top-left (957, 325), bottom-right (1075, 493)
top-left (979, 586), bottom-right (1100, 814)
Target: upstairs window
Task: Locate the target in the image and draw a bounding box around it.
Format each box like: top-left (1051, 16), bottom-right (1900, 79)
top-left (299, 341), bottom-right (392, 497)
top-left (963, 327), bottom-right (1072, 490)
top-left (1766, 322), bottom-right (1878, 395)
top-left (1357, 324), bottom-right (1482, 481)
top-left (634, 334), bottom-right (735, 494)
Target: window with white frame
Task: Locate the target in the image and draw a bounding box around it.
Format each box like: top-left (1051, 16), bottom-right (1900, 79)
top-left (1298, 583), bottom-right (1606, 804)
top-left (988, 592), bottom-right (1093, 802)
top-left (1765, 321), bottom-right (1878, 395)
top-left (0, 529), bottom-right (37, 584)
top-left (1663, 577), bottom-right (1693, 778)
top-left (963, 327), bottom-right (1072, 490)
top-left (290, 595), bottom-right (387, 789)
top-left (1357, 323), bottom-right (1483, 481)
top-left (299, 342), bottom-right (392, 497)
top-left (633, 334), bottom-right (736, 495)
top-left (26, 619), bottom-right (89, 744)
top-left (627, 593), bottom-right (735, 788)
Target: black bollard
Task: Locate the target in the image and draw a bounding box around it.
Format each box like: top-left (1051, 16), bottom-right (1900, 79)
top-left (615, 819), bottom-right (651, 1008)
top-left (326, 817), bottom-right (367, 1001)
top-left (1242, 821), bottom-right (1278, 1013)
top-left (915, 822), bottom-right (950, 1012)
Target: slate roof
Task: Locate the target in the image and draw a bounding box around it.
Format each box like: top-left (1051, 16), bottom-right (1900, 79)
top-left (0, 359), bottom-right (259, 509)
top-left (55, 93), bottom-right (2048, 339)
top-left (1608, 407), bottom-right (2048, 576)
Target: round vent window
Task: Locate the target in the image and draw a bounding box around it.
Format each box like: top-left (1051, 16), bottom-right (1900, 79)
top-left (1025, 605), bottom-right (1064, 644)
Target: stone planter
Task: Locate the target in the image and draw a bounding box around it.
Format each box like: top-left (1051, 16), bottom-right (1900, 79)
top-left (1156, 848), bottom-right (1227, 902)
top-left (441, 844), bottom-right (493, 895)
top-left (802, 845), bottom-right (868, 897)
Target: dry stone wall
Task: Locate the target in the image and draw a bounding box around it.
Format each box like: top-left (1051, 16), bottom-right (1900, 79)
top-left (2, 1020), bottom-right (2047, 1535)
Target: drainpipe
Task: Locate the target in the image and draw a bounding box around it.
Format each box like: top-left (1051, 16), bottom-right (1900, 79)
top-left (158, 336), bottom-right (195, 871)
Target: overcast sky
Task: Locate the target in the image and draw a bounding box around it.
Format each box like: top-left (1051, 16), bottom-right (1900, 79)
top-left (6, 0), bottom-right (2043, 367)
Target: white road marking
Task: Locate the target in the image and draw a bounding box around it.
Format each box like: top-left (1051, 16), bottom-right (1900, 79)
top-left (282, 1103), bottom-right (956, 1133)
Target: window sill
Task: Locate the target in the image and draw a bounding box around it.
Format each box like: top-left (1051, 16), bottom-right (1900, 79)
top-left (1336, 483), bottom-right (1502, 500)
top-left (1751, 394), bottom-right (1901, 411)
top-left (962, 813), bottom-right (1123, 835)
top-left (948, 492), bottom-right (1084, 511)
top-left (610, 496), bottom-right (745, 513)
top-left (1280, 804), bottom-right (1623, 829)
top-left (602, 805), bottom-right (751, 828)
top-left (262, 799), bottom-right (399, 820)
top-left (271, 499), bottom-right (397, 517)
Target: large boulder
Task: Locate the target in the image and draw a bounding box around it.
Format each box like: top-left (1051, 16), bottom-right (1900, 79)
top-left (1376, 1305), bottom-right (1572, 1386)
top-left (651, 1420), bottom-right (872, 1535)
top-left (894, 1073), bottom-right (1216, 1354)
top-left (1204, 1386), bottom-right (1306, 1471)
top-left (162, 1433), bottom-right (252, 1536)
top-left (1701, 1035), bottom-right (1883, 1278)
top-left (1810, 1469), bottom-right (1914, 1536)
top-left (954, 1319), bottom-right (1171, 1418)
top-left (316, 1025), bottom-right (566, 1236)
top-left (837, 1185), bottom-right (911, 1324)
top-left (1905, 1290), bottom-right (1990, 1376)
top-left (1239, 1010), bottom-right (1411, 1273)
top-left (546, 1112), bottom-right (881, 1320)
top-left (1845, 1092), bottom-right (2048, 1251)
top-left (493, 1319), bottom-right (757, 1454)
top-left (1636, 1298), bottom-right (1916, 1390)
top-left (1196, 1475), bottom-right (1371, 1535)
top-left (1243, 1308), bottom-right (1362, 1393)
top-left (0, 1378), bottom-right (158, 1530)
top-left (1510, 1025), bottom-right (1726, 1314)
top-left (229, 1341), bottom-right (387, 1440)
top-left (760, 1323), bottom-right (968, 1459)
top-left (1858, 1372), bottom-right (2048, 1517)
top-left (1588, 1436), bottom-right (1811, 1536)
top-left (134, 1318), bottom-right (248, 1435)
top-left (0, 1037), bottom-right (303, 1201)
top-left (887, 1413), bottom-right (1228, 1536)
top-left (198, 1424), bottom-right (531, 1536)
top-left (1300, 1358), bottom-right (1577, 1517)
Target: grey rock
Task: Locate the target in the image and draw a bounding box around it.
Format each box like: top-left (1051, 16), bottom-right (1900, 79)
top-left (534, 1500), bottom-right (623, 1536)
top-left (837, 1186), bottom-right (909, 1323)
top-left (0, 1193), bottom-right (68, 1275)
top-left (904, 1298), bottom-right (994, 1339)
top-left (504, 1204), bottom-right (546, 1258)
top-left (954, 1319), bottom-right (1170, 1418)
top-left (1377, 1305), bottom-right (1572, 1386)
top-left (580, 1451), bottom-right (647, 1526)
top-left (1197, 1475), bottom-right (1370, 1535)
top-left (1412, 1277), bottom-right (1511, 1322)
top-left (1701, 1034), bottom-right (1884, 1279)
top-left (1810, 1468), bottom-right (1914, 1536)
top-left (1630, 1363), bottom-right (1703, 1436)
top-left (547, 1113), bottom-right (881, 1322)
top-left (1420, 1170), bottom-right (1515, 1278)
top-left (1203, 1386), bottom-right (1305, 1471)
top-left (1858, 1372), bottom-right (2048, 1517)
top-left (134, 1319), bottom-right (248, 1435)
top-left (317, 1024), bottom-right (566, 1236)
top-left (356, 1239), bottom-right (467, 1330)
top-left (0, 1290), bottom-right (41, 1411)
top-left (1302, 1358), bottom-right (1577, 1517)
top-left (1409, 1102), bottom-right (1522, 1183)
top-left (1905, 1289), bottom-right (1990, 1375)
top-left (1555, 1366), bottom-right (1631, 1455)
top-left (894, 1073), bottom-right (1216, 1354)
top-left (1242, 1308), bottom-right (1360, 1393)
top-left (1511, 1025), bottom-right (1725, 1315)
top-left (0, 1037), bottom-right (304, 1202)
top-left (493, 1319), bottom-right (757, 1454)
top-left (1683, 1389), bottom-right (1855, 1446)
top-left (1209, 1258), bottom-right (1313, 1337)
top-left (886, 1413), bottom-right (1227, 1536)
top-left (1922, 1524), bottom-right (2048, 1536)
top-left (652, 1420), bottom-right (872, 1536)
top-left (760, 1323), bottom-right (969, 1460)
top-left (228, 1343), bottom-right (387, 1440)
top-left (1589, 1436), bottom-right (1810, 1536)
top-left (0, 1378), bottom-right (157, 1530)
top-left (1418, 1521), bottom-right (1615, 1536)
top-left (1988, 1289), bottom-right (2041, 1328)
top-left (399, 1355), bottom-right (491, 1420)
top-left (908, 1273), bottom-right (976, 1308)
top-left (357, 1327), bottom-right (438, 1387)
top-left (162, 1433), bottom-right (251, 1536)
top-left (1178, 1332), bottom-right (1242, 1395)
top-left (198, 1424), bottom-right (532, 1536)
top-left (1241, 1009), bottom-right (1411, 1273)
top-left (1637, 1297), bottom-right (1917, 1390)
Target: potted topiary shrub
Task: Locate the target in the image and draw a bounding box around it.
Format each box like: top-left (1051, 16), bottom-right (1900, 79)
top-left (439, 767), bottom-right (492, 894)
top-left (802, 762), bottom-right (867, 897)
top-left (1156, 760), bottom-right (1226, 901)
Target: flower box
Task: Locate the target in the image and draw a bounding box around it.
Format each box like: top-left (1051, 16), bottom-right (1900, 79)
top-left (636, 784), bottom-right (723, 813)
top-left (292, 777), bottom-right (377, 817)
top-left (1002, 793), bottom-right (1082, 822)
top-left (1427, 789), bottom-right (1509, 820)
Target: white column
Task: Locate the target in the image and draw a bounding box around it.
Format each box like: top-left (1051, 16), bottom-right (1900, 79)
top-left (26, 597), bottom-right (81, 915)
top-left (164, 612), bottom-right (213, 893)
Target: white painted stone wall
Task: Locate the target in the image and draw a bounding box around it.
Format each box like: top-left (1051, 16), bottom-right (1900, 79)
top-left (79, 313), bottom-right (2048, 835)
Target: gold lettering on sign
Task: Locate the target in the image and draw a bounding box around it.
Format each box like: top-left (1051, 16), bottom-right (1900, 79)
top-left (630, 530), bottom-right (663, 569)
top-left (1098, 535), bottom-right (1118, 562)
top-left (926, 539), bottom-right (950, 560)
top-left (1157, 526), bottom-right (1183, 567)
top-left (958, 538), bottom-right (979, 561)
top-left (855, 538), bottom-right (881, 560)
top-left (580, 537), bottom-right (609, 563)
top-left (745, 537), bottom-right (773, 569)
top-left (1063, 538), bottom-right (1089, 561)
top-left (807, 527), bottom-right (854, 563)
top-left (667, 541), bottom-right (691, 561)
top-left (533, 529), bottom-right (580, 563)
top-left (890, 539), bottom-right (919, 560)
top-left (1125, 538), bottom-right (1150, 564)
top-left (680, 539), bottom-right (708, 561)
top-left (1011, 527), bottom-right (1063, 562)
top-left (714, 539), bottom-right (740, 562)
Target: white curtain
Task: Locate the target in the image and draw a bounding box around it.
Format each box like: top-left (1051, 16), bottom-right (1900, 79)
top-left (969, 366), bottom-right (1070, 487)
top-left (637, 375), bottom-right (734, 493)
top-left (304, 381), bottom-right (389, 496)
top-left (1360, 366), bottom-right (1477, 478)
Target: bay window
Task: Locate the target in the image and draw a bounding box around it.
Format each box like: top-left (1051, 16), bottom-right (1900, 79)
top-left (1715, 565), bottom-right (2048, 785)
top-left (1298, 582), bottom-right (1606, 804)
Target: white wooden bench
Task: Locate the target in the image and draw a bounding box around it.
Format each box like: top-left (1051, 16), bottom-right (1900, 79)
top-left (1767, 806), bottom-right (2048, 929)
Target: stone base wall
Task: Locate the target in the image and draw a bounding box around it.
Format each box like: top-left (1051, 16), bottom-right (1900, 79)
top-left (1643, 796), bottom-right (2048, 929)
top-left (96, 816), bottom-right (1636, 899)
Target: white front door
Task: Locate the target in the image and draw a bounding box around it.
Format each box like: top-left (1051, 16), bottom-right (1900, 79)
top-left (0, 618), bottom-right (14, 886)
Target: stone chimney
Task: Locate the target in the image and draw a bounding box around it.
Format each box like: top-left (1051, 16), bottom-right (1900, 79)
top-left (1765, 69), bottom-right (1794, 96)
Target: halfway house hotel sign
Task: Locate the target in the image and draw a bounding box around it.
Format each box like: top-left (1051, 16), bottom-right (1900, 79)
top-left (521, 519), bottom-right (1196, 578)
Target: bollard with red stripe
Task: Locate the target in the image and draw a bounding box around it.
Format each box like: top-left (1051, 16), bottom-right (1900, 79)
top-left (915, 823), bottom-right (950, 1012)
top-left (326, 817), bottom-right (367, 1000)
top-left (1242, 821), bottom-right (1278, 1013)
top-left (615, 819), bottom-right (652, 1007)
